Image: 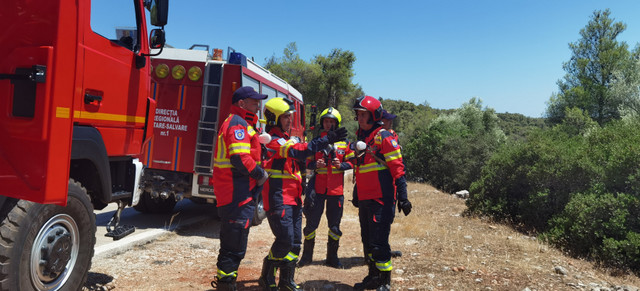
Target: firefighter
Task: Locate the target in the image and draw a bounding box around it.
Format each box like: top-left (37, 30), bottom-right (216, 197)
top-left (381, 109), bottom-right (404, 258)
top-left (381, 110), bottom-right (399, 140)
top-left (298, 107), bottom-right (354, 268)
top-left (258, 98), bottom-right (348, 291)
top-left (349, 96), bottom-right (413, 291)
top-left (211, 86), bottom-right (269, 291)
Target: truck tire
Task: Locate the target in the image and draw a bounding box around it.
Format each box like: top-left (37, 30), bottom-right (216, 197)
top-left (133, 191), bottom-right (176, 214)
top-left (0, 179), bottom-right (96, 291)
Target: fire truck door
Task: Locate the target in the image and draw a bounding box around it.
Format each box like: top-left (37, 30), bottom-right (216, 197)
top-left (78, 1), bottom-right (148, 156)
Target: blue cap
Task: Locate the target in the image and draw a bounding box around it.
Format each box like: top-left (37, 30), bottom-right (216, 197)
top-left (232, 86), bottom-right (268, 103)
top-left (382, 110), bottom-right (397, 120)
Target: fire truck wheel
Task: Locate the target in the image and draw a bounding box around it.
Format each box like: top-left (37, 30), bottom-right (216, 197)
top-left (0, 179), bottom-right (96, 291)
top-left (133, 191), bottom-right (177, 214)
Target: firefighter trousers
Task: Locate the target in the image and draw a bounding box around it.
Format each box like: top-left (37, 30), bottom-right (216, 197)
top-left (216, 201), bottom-right (256, 275)
top-left (267, 204), bottom-right (302, 260)
top-left (303, 193), bottom-right (344, 240)
top-left (358, 199), bottom-right (395, 267)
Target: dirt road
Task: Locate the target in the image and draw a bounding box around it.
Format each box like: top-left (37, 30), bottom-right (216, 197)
top-left (84, 183), bottom-right (640, 290)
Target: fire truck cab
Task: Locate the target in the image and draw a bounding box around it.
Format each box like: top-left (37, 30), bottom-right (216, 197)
top-left (0, 0), bottom-right (167, 290)
top-left (138, 46), bottom-right (306, 221)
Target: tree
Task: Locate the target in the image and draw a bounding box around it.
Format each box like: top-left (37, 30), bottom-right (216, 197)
top-left (314, 49), bottom-right (356, 108)
top-left (546, 9), bottom-right (638, 125)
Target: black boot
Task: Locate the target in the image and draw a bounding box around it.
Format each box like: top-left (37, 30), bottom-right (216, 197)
top-left (278, 259), bottom-right (302, 291)
top-left (375, 271), bottom-right (391, 291)
top-left (258, 256), bottom-right (278, 291)
top-left (297, 238), bottom-right (315, 267)
top-left (353, 261), bottom-right (378, 290)
top-left (325, 238), bottom-right (343, 268)
top-left (211, 275), bottom-right (237, 291)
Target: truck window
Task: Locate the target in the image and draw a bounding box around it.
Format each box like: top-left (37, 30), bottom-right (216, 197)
top-left (90, 0), bottom-right (139, 51)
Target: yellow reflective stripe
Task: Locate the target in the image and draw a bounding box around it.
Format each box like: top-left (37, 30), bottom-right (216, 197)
top-left (334, 141), bottom-right (347, 147)
top-left (279, 141), bottom-right (293, 158)
top-left (345, 152), bottom-right (355, 159)
top-left (332, 168), bottom-right (344, 173)
top-left (229, 143), bottom-right (251, 154)
top-left (266, 171), bottom-right (301, 180)
top-left (217, 269), bottom-right (238, 278)
top-left (316, 168), bottom-right (328, 174)
top-left (247, 126), bottom-right (256, 136)
top-left (56, 107), bottom-right (70, 118)
top-left (213, 158), bottom-right (233, 168)
top-left (284, 252), bottom-right (298, 262)
top-left (328, 230), bottom-right (341, 241)
top-left (74, 110), bottom-right (145, 124)
top-left (358, 162), bottom-right (388, 173)
top-left (376, 260), bottom-right (393, 271)
top-left (267, 251), bottom-right (299, 262)
top-left (216, 132), bottom-right (226, 159)
top-left (304, 231), bottom-right (316, 240)
top-left (384, 149), bottom-right (402, 162)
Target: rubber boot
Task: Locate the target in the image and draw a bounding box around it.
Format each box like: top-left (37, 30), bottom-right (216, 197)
top-left (258, 256), bottom-right (278, 291)
top-left (297, 238), bottom-right (315, 267)
top-left (211, 275), bottom-right (237, 291)
top-left (278, 259), bottom-right (302, 291)
top-left (353, 261), bottom-right (378, 290)
top-left (375, 270), bottom-right (391, 291)
top-left (325, 238), bottom-right (343, 268)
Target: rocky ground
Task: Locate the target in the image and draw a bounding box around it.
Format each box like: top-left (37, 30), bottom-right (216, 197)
top-left (84, 182), bottom-right (640, 290)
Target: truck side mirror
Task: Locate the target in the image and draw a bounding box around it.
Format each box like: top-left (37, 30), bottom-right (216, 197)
top-left (149, 0), bottom-right (168, 27)
top-left (149, 29), bottom-right (165, 49)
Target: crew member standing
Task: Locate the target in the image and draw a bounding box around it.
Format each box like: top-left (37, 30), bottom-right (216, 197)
top-left (349, 96), bottom-right (412, 291)
top-left (211, 86), bottom-right (269, 291)
top-left (381, 110), bottom-right (399, 141)
top-left (298, 107), bottom-right (354, 268)
top-left (258, 98), bottom-right (348, 291)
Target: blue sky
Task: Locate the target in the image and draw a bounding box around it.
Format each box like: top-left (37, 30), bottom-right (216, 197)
top-left (153, 1), bottom-right (640, 117)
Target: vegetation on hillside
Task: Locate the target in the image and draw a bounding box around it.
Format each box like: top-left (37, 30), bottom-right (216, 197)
top-left (263, 9), bottom-right (640, 274)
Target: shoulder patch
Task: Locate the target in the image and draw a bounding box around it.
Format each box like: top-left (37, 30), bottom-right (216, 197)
top-left (391, 139), bottom-right (399, 148)
top-left (277, 138), bottom-right (287, 145)
top-left (234, 129), bottom-right (245, 140)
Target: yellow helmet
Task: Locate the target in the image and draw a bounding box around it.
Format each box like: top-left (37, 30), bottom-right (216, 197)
top-left (320, 107), bottom-right (342, 127)
top-left (264, 97), bottom-right (296, 126)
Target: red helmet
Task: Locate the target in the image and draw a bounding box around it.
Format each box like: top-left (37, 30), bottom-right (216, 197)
top-left (353, 95), bottom-right (383, 122)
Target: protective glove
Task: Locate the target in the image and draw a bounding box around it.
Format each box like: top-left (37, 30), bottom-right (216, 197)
top-left (326, 127), bottom-right (348, 144)
top-left (250, 166), bottom-right (269, 186)
top-left (397, 199), bottom-right (412, 216)
top-left (351, 184), bottom-right (359, 208)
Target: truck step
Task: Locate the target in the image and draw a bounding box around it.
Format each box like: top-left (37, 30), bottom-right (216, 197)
top-left (105, 225), bottom-right (135, 240)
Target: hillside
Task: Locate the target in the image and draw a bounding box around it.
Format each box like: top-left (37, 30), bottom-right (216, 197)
top-left (85, 181), bottom-right (640, 290)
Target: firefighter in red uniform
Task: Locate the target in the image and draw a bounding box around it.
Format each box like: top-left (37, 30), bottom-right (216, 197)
top-left (298, 107), bottom-right (354, 268)
top-left (211, 86), bottom-right (269, 291)
top-left (349, 96), bottom-right (413, 291)
top-left (258, 98), bottom-right (348, 291)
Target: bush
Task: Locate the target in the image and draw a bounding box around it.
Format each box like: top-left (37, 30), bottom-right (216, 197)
top-left (468, 118), bottom-right (640, 271)
top-left (404, 98), bottom-right (505, 193)
top-left (544, 192), bottom-right (640, 270)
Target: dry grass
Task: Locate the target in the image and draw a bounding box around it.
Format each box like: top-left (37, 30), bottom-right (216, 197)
top-left (362, 181), bottom-right (640, 290)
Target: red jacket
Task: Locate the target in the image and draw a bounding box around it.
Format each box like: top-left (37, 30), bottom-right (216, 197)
top-left (306, 132), bottom-right (353, 196)
top-left (352, 126), bottom-right (405, 201)
top-left (262, 127), bottom-right (330, 211)
top-left (212, 106), bottom-right (262, 207)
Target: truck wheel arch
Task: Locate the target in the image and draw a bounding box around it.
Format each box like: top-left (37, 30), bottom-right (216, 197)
top-left (70, 126), bottom-right (112, 207)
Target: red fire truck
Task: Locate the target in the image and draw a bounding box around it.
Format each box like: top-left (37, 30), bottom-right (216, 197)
top-left (137, 46), bottom-right (306, 219)
top-left (0, 0), bottom-right (167, 290)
